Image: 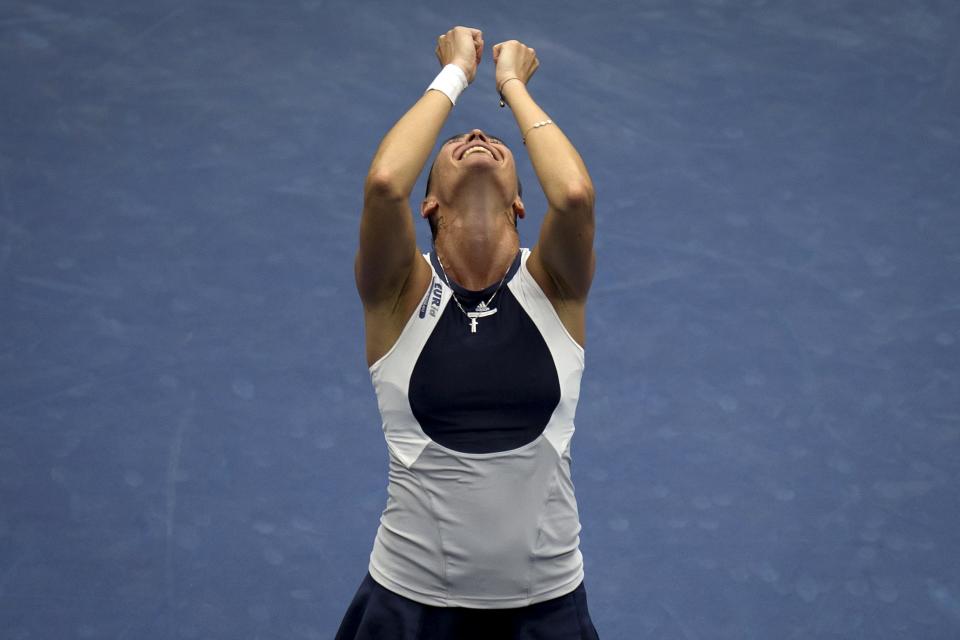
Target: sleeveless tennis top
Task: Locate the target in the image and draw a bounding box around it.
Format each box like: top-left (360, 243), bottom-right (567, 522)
top-left (366, 246), bottom-right (587, 608)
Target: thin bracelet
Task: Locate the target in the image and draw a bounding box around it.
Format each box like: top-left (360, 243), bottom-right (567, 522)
top-left (498, 77), bottom-right (523, 108)
top-left (522, 120), bottom-right (554, 145)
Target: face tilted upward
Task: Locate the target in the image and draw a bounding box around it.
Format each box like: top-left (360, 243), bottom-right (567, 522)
top-left (425, 129), bottom-right (522, 200)
top-left (423, 129), bottom-right (525, 240)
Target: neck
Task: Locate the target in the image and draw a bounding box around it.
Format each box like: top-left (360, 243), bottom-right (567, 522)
top-left (433, 204), bottom-right (519, 291)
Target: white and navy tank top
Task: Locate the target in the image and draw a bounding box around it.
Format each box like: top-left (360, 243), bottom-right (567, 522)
top-left (366, 246), bottom-right (586, 609)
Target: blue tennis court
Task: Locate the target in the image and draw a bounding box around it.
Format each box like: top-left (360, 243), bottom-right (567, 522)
top-left (2, 1), bottom-right (958, 637)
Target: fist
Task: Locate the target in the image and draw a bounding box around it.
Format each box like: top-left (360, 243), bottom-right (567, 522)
top-left (435, 26), bottom-right (483, 85)
top-left (492, 40), bottom-right (539, 90)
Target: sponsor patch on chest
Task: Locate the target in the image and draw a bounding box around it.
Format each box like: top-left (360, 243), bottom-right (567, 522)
top-left (419, 277), bottom-right (444, 319)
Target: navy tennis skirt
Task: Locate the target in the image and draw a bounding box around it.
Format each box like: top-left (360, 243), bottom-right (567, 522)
top-left (335, 572), bottom-right (601, 640)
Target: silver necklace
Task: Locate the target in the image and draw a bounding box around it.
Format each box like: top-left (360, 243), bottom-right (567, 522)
top-left (433, 244), bottom-right (515, 334)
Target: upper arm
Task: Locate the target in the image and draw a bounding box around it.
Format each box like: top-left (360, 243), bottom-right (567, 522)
top-left (530, 184), bottom-right (596, 302)
top-left (355, 174), bottom-right (420, 311)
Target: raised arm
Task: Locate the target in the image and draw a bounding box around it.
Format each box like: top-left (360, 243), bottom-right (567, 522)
top-left (355, 27), bottom-right (483, 311)
top-left (494, 41), bottom-right (596, 302)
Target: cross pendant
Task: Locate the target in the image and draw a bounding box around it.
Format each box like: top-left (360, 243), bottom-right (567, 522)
top-left (469, 316), bottom-right (479, 333)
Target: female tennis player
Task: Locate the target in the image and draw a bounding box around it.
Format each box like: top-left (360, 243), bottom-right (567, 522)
top-left (336, 25), bottom-right (599, 639)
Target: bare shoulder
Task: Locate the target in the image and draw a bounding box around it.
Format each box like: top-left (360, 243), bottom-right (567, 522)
top-left (525, 245), bottom-right (588, 349)
top-left (361, 251), bottom-right (433, 368)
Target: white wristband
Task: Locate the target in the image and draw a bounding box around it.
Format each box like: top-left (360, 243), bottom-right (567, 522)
top-left (425, 64), bottom-right (469, 106)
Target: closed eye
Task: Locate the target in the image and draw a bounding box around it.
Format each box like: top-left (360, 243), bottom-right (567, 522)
top-left (445, 135), bottom-right (504, 146)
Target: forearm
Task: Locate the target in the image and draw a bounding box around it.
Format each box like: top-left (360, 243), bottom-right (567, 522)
top-left (500, 81), bottom-right (594, 206)
top-left (365, 89), bottom-right (453, 197)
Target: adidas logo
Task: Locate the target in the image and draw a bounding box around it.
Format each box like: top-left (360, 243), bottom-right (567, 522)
top-left (475, 301), bottom-right (490, 312)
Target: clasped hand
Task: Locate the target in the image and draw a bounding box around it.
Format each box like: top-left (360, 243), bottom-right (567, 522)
top-left (435, 26), bottom-right (539, 91)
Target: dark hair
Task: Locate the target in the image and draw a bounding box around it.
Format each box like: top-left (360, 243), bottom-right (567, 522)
top-left (424, 143), bottom-right (523, 240)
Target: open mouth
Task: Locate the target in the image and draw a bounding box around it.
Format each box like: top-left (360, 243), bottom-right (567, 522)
top-left (458, 144), bottom-right (497, 160)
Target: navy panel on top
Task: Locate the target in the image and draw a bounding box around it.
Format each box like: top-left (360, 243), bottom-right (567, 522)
top-left (408, 250), bottom-right (562, 454)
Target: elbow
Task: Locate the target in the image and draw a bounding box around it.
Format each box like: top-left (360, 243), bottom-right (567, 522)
top-left (364, 170), bottom-right (406, 200)
top-left (562, 181), bottom-right (595, 210)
